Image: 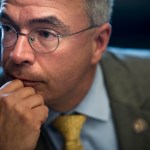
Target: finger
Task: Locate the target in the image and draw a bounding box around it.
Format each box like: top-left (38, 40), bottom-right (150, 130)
top-left (0, 85), bottom-right (35, 109)
top-left (18, 94), bottom-right (44, 109)
top-left (32, 105), bottom-right (49, 124)
top-left (0, 80), bottom-right (24, 94)
top-left (11, 87), bottom-right (36, 100)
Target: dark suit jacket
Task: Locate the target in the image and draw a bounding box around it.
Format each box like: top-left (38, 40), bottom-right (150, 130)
top-left (101, 47), bottom-right (150, 150)
top-left (1, 47), bottom-right (150, 150)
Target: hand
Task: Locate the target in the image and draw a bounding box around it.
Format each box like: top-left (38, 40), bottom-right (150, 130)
top-left (0, 80), bottom-right (48, 150)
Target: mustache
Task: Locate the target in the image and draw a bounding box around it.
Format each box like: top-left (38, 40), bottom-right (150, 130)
top-left (4, 63), bottom-right (44, 82)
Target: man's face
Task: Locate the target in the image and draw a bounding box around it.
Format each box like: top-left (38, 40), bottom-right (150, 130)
top-left (0, 0), bottom-right (99, 111)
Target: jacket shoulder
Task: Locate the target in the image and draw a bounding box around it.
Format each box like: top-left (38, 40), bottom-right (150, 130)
top-left (101, 47), bottom-right (150, 150)
top-left (104, 47), bottom-right (150, 70)
top-left (102, 47), bottom-right (150, 101)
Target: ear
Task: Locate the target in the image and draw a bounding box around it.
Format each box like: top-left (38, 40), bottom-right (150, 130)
top-left (91, 23), bottom-right (112, 64)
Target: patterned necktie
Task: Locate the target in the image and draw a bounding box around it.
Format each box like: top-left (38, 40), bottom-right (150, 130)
top-left (52, 114), bottom-right (86, 150)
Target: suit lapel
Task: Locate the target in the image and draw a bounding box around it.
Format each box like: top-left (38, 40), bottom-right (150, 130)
top-left (35, 126), bottom-right (54, 150)
top-left (101, 51), bottom-right (150, 150)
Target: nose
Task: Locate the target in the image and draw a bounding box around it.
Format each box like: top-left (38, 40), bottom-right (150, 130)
top-left (10, 34), bottom-right (35, 65)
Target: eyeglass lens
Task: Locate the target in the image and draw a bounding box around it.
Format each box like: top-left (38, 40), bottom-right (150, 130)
top-left (1, 24), bottom-right (59, 53)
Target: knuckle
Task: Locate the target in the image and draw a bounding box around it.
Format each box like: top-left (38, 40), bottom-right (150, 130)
top-left (20, 112), bottom-right (33, 123)
top-left (14, 79), bottom-right (24, 87)
top-left (14, 104), bottom-right (32, 122)
top-left (14, 103), bottom-right (24, 113)
top-left (14, 104), bottom-right (24, 117)
top-left (36, 94), bottom-right (44, 103)
top-left (22, 113), bottom-right (33, 123)
top-left (26, 87), bottom-right (35, 93)
top-left (35, 106), bottom-right (49, 125)
top-left (37, 94), bottom-right (43, 100)
top-left (34, 123), bottom-right (42, 132)
top-left (0, 95), bottom-right (12, 109)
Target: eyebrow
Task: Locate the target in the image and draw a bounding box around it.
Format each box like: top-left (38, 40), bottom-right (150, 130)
top-left (0, 11), bottom-right (71, 33)
top-left (29, 16), bottom-right (70, 32)
top-left (0, 11), bottom-right (18, 26)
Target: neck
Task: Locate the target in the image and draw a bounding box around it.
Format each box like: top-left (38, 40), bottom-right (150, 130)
top-left (49, 65), bottom-right (97, 112)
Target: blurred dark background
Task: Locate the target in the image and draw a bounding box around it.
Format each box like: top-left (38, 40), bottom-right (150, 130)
top-left (109, 0), bottom-right (150, 49)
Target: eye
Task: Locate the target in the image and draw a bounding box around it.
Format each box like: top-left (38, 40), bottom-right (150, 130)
top-left (40, 30), bottom-right (51, 38)
top-left (36, 29), bottom-right (56, 40)
top-left (1, 24), bottom-right (14, 33)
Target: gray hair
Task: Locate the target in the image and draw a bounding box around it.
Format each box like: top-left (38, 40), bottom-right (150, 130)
top-left (85, 0), bottom-right (114, 25)
top-left (0, 0), bottom-right (113, 25)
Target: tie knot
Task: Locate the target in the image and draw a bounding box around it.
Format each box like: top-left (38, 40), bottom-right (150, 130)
top-left (52, 115), bottom-right (86, 141)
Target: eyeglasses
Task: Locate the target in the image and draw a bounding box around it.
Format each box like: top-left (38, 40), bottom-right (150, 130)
top-left (0, 24), bottom-right (98, 54)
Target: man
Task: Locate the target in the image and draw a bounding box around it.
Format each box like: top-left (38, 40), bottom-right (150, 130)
top-left (0, 0), bottom-right (150, 150)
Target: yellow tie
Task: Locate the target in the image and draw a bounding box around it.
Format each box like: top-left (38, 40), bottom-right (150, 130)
top-left (52, 114), bottom-right (86, 150)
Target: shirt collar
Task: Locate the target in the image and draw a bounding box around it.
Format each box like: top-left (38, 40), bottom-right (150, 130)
top-left (74, 64), bottom-right (110, 121)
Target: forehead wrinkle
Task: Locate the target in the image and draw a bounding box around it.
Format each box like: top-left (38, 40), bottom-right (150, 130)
top-left (1, 0), bottom-right (89, 32)
top-left (0, 11), bottom-right (71, 34)
top-left (0, 10), bottom-right (71, 36)
top-left (1, 0), bottom-right (62, 8)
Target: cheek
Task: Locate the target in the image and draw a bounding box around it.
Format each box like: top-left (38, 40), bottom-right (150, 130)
top-left (42, 38), bottom-right (93, 87)
top-left (1, 48), bottom-right (10, 66)
top-left (35, 36), bottom-right (93, 102)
